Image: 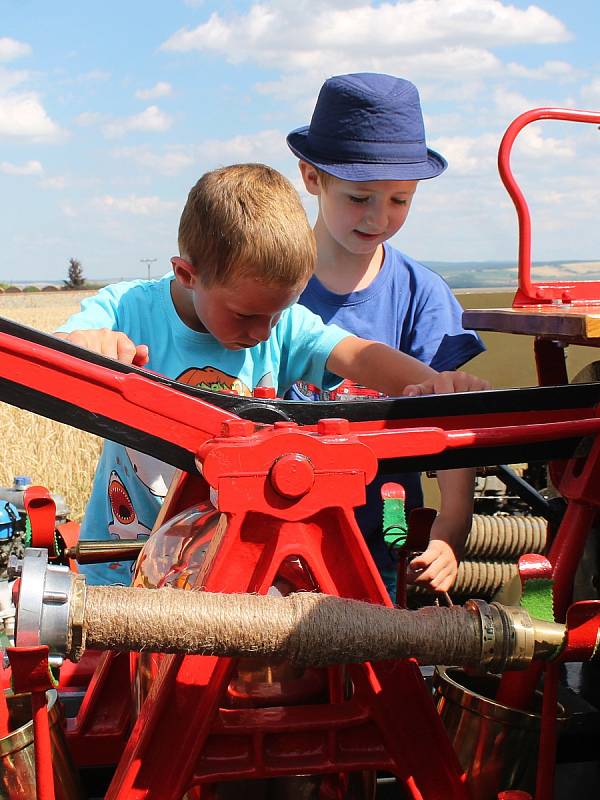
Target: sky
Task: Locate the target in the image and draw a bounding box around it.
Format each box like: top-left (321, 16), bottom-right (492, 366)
top-left (1, 0), bottom-right (600, 282)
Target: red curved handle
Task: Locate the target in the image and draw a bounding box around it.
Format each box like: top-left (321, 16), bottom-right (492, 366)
top-left (498, 107), bottom-right (600, 306)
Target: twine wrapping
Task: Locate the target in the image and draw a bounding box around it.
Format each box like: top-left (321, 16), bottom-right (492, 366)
top-left (83, 587), bottom-right (484, 667)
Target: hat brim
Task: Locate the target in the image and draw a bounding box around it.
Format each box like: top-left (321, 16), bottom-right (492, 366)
top-left (287, 127), bottom-right (447, 181)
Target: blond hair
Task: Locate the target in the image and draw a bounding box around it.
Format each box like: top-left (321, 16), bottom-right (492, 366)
top-left (178, 163), bottom-right (315, 287)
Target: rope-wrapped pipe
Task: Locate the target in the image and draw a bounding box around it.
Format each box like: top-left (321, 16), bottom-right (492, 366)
top-left (71, 586), bottom-right (564, 671)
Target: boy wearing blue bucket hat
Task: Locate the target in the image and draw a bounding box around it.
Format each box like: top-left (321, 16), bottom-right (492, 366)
top-left (286, 73), bottom-right (486, 599)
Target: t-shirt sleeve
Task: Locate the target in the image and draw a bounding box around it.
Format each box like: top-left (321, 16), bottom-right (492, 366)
top-left (276, 304), bottom-right (352, 394)
top-left (410, 277), bottom-right (485, 371)
top-left (56, 282), bottom-right (134, 333)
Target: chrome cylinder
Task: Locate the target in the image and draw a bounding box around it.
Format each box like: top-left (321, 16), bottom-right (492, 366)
top-left (0, 689), bottom-right (83, 799)
top-left (433, 666), bottom-right (566, 800)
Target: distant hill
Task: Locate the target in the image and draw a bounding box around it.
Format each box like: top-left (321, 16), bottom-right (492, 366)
top-left (6, 259), bottom-right (600, 291)
top-left (425, 259), bottom-right (600, 289)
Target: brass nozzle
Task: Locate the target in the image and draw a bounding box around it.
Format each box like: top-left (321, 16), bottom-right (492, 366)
top-left (465, 599), bottom-right (566, 671)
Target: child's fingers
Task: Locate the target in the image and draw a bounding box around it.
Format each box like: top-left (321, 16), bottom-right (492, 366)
top-left (408, 553), bottom-right (429, 570)
top-left (402, 383), bottom-right (424, 397)
top-left (429, 566), bottom-right (457, 592)
top-left (403, 373), bottom-right (491, 397)
top-left (407, 556), bottom-right (442, 585)
top-left (132, 344), bottom-right (150, 367)
top-left (409, 549), bottom-right (456, 590)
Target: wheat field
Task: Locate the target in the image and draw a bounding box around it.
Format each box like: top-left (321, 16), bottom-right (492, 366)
top-left (0, 291), bottom-right (101, 520)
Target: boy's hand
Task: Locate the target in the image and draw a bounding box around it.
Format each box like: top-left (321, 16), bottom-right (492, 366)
top-left (403, 370), bottom-right (490, 397)
top-left (408, 539), bottom-right (458, 593)
top-left (55, 329), bottom-right (149, 367)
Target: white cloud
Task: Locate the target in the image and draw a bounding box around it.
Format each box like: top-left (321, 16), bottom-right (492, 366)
top-left (433, 133), bottom-right (499, 175)
top-left (102, 105), bottom-right (173, 138)
top-left (75, 111), bottom-right (106, 127)
top-left (112, 129), bottom-right (286, 175)
top-left (493, 87), bottom-right (538, 120)
top-left (0, 92), bottom-right (64, 140)
top-left (0, 67), bottom-right (29, 93)
top-left (581, 78), bottom-right (600, 106)
top-left (40, 175), bottom-right (67, 190)
top-left (161, 0), bottom-right (570, 77)
top-left (93, 194), bottom-right (178, 215)
top-left (135, 81), bottom-right (173, 101)
top-left (506, 59), bottom-right (577, 82)
top-left (0, 159), bottom-right (43, 176)
top-left (191, 129), bottom-right (288, 167)
top-left (112, 145), bottom-right (195, 176)
top-left (515, 126), bottom-right (576, 159)
top-left (0, 37), bottom-right (31, 62)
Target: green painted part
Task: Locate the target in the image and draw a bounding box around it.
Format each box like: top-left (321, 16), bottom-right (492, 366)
top-left (21, 515), bottom-right (61, 557)
top-left (520, 578), bottom-right (555, 622)
top-left (49, 666), bottom-right (60, 688)
top-left (383, 498), bottom-right (407, 549)
top-left (23, 516), bottom-right (31, 548)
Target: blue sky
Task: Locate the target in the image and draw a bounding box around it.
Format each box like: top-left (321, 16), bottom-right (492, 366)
top-left (1, 0), bottom-right (600, 282)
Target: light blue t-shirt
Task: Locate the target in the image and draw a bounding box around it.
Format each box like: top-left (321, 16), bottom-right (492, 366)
top-left (58, 275), bottom-right (349, 584)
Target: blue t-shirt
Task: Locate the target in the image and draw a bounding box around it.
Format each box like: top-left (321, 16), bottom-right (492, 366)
top-left (287, 243), bottom-right (485, 595)
top-left (58, 275), bottom-right (349, 585)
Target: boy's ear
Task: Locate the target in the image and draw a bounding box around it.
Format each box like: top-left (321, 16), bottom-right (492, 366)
top-left (299, 161), bottom-right (321, 196)
top-left (172, 256), bottom-right (196, 288)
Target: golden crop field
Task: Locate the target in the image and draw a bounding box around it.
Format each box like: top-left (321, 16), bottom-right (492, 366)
top-left (0, 290), bottom-right (101, 520)
top-left (1, 288), bottom-right (599, 521)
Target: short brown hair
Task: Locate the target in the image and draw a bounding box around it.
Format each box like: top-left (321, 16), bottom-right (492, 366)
top-left (314, 166), bottom-right (333, 188)
top-left (178, 163), bottom-right (315, 287)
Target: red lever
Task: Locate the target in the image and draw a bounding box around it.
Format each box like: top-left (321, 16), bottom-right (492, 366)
top-left (23, 486), bottom-right (57, 558)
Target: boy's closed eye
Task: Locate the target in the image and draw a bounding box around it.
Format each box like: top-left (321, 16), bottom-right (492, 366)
top-left (348, 195), bottom-right (408, 205)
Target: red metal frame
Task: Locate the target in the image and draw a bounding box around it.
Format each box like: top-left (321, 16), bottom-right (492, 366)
top-left (497, 107), bottom-right (600, 307)
top-left (107, 498), bottom-right (469, 799)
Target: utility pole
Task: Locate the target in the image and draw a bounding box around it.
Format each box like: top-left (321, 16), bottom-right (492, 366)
top-left (140, 258), bottom-right (157, 281)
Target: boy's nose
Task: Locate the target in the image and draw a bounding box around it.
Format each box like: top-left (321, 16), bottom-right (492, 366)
top-left (365, 204), bottom-right (387, 230)
top-left (248, 318), bottom-right (272, 342)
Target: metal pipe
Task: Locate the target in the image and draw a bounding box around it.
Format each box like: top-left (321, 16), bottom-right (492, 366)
top-left (10, 550), bottom-right (566, 673)
top-left (64, 539), bottom-right (145, 564)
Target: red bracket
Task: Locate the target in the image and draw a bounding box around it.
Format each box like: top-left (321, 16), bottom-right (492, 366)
top-left (560, 600), bottom-right (600, 662)
top-left (6, 645), bottom-right (56, 800)
top-left (24, 486), bottom-right (58, 558)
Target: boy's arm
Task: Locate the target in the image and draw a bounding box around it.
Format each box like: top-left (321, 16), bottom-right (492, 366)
top-left (327, 336), bottom-right (489, 395)
top-left (408, 468), bottom-right (475, 593)
top-left (327, 336), bottom-right (485, 593)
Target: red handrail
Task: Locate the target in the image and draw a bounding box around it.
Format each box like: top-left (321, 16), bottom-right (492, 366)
top-left (498, 107), bottom-right (600, 306)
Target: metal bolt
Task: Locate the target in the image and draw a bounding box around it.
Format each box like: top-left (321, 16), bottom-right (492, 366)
top-left (253, 387), bottom-right (277, 399)
top-left (270, 454), bottom-right (314, 499)
top-left (43, 591), bottom-right (68, 605)
top-left (317, 418), bottom-right (350, 436)
top-left (7, 556), bottom-right (22, 580)
top-left (220, 419), bottom-right (255, 438)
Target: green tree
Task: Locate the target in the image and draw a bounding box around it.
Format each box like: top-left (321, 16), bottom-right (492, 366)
top-left (64, 257), bottom-right (85, 289)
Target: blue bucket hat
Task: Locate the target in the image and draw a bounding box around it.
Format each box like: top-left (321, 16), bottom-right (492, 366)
top-left (287, 73), bottom-right (447, 182)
